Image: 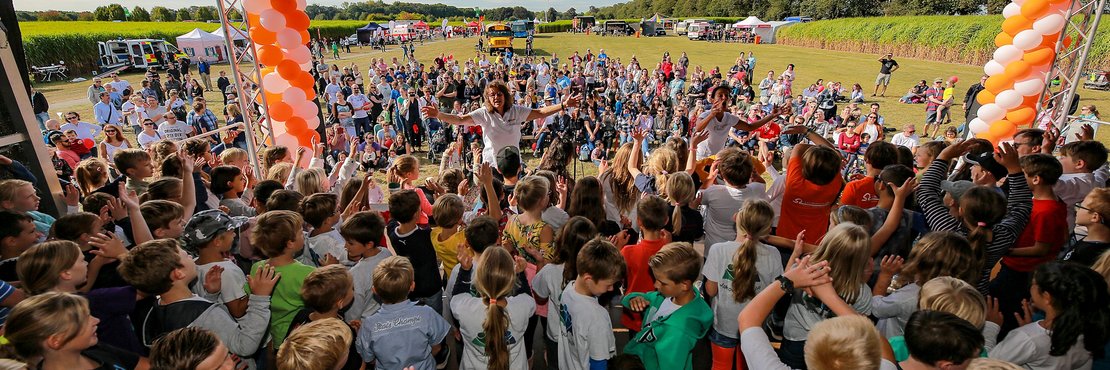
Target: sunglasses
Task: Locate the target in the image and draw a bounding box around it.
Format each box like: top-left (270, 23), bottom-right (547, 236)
top-left (67, 116), bottom-right (78, 120)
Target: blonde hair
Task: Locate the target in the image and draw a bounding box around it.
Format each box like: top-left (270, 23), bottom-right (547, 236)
top-left (599, 143), bottom-right (638, 213)
top-left (730, 200), bottom-right (774, 302)
top-left (2, 292), bottom-right (91, 360)
top-left (75, 158), bottom-right (109, 195)
top-left (810, 223), bottom-right (871, 304)
top-left (1092, 250), bottom-right (1110, 282)
top-left (804, 315), bottom-right (882, 370)
top-left (665, 172), bottom-right (696, 233)
top-left (474, 247), bottom-right (517, 370)
top-left (432, 194), bottom-right (465, 228)
top-left (219, 148), bottom-right (249, 165)
top-left (372, 256), bottom-right (414, 304)
top-left (390, 154), bottom-right (419, 179)
top-left (644, 148), bottom-right (680, 193)
top-left (0, 179), bottom-right (32, 205)
top-left (967, 358), bottom-right (1024, 370)
top-left (295, 167), bottom-right (328, 196)
top-left (251, 211), bottom-right (303, 258)
top-left (918, 276), bottom-right (987, 328)
top-left (149, 140), bottom-right (178, 175)
top-left (514, 176), bottom-right (551, 212)
top-left (649, 242), bottom-right (702, 284)
top-left (895, 231), bottom-right (980, 289)
top-left (277, 318), bottom-right (354, 370)
top-left (17, 241), bottom-right (82, 295)
top-left (266, 163), bottom-right (293, 183)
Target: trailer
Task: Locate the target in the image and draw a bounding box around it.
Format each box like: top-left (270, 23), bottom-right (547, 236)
top-left (97, 39), bottom-right (186, 73)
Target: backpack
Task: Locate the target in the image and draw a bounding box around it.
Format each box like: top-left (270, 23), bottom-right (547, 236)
top-left (140, 299), bottom-right (214, 350)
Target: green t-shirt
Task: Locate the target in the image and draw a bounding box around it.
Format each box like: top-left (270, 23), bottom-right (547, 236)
top-left (889, 336), bottom-right (988, 362)
top-left (246, 260), bottom-right (314, 347)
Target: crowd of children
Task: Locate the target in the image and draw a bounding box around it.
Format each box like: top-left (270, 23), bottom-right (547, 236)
top-left (2, 76), bottom-right (1110, 370)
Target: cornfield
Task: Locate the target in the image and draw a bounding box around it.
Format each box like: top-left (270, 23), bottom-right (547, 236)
top-left (777, 15), bottom-right (1110, 69)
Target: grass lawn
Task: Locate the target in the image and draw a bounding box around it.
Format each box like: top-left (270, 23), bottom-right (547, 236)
top-left (33, 32), bottom-right (1110, 182)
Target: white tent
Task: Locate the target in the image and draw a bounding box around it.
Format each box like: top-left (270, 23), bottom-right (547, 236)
top-left (732, 16), bottom-right (775, 44)
top-left (211, 26), bottom-right (251, 63)
top-left (176, 28), bottom-right (228, 63)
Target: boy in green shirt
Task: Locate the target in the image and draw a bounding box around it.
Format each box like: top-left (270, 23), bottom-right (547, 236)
top-left (622, 243), bottom-right (713, 370)
top-left (245, 210), bottom-right (315, 349)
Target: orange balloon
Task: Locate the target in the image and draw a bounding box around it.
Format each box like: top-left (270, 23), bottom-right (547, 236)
top-left (1023, 47), bottom-right (1056, 66)
top-left (976, 131), bottom-right (999, 143)
top-left (286, 11), bottom-right (310, 31)
top-left (1002, 15), bottom-right (1033, 36)
top-left (988, 120), bottom-right (1019, 139)
top-left (300, 29), bottom-right (311, 43)
top-left (257, 45), bottom-right (283, 66)
top-left (271, 0), bottom-right (297, 13)
top-left (292, 73), bottom-right (314, 89)
top-left (1004, 60), bottom-right (1032, 80)
top-left (269, 102), bottom-right (293, 121)
top-left (1020, 0), bottom-right (1051, 19)
top-left (995, 32), bottom-right (1014, 47)
top-left (286, 116), bottom-right (308, 136)
top-left (261, 91), bottom-right (282, 105)
top-left (302, 87), bottom-right (316, 101)
top-left (247, 12), bottom-right (261, 26)
top-left (1006, 107), bottom-right (1037, 126)
top-left (1062, 35), bottom-right (1073, 48)
top-left (984, 75), bottom-right (1013, 94)
top-left (1039, 32), bottom-right (1060, 48)
top-left (250, 26), bottom-right (277, 45)
top-left (977, 90), bottom-right (997, 105)
top-left (276, 60), bottom-right (301, 80)
top-left (296, 130), bottom-right (321, 148)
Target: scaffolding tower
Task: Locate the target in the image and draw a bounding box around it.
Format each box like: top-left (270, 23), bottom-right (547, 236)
top-left (1038, 0), bottom-right (1108, 138)
top-left (215, 0), bottom-right (274, 176)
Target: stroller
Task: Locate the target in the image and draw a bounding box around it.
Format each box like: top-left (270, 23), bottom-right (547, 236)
top-left (428, 125), bottom-right (451, 163)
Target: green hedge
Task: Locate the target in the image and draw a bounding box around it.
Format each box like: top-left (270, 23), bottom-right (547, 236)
top-left (776, 15), bottom-right (1110, 68)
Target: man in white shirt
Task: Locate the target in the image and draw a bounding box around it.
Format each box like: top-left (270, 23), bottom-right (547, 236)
top-left (159, 112), bottom-right (193, 141)
top-left (60, 112), bottom-right (103, 141)
top-left (120, 95), bottom-right (148, 135)
top-left (348, 86), bottom-right (371, 138)
top-left (145, 96), bottom-right (167, 126)
top-left (106, 74), bottom-right (131, 95)
top-left (325, 77), bottom-right (342, 105)
top-left (93, 92), bottom-right (123, 126)
top-left (694, 86), bottom-right (785, 159)
top-left (890, 124), bottom-right (920, 154)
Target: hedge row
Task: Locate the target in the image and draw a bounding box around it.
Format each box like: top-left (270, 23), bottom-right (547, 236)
top-left (776, 15), bottom-right (1110, 68)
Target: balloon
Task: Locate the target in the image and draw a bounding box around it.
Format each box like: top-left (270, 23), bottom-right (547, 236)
top-left (1039, 32), bottom-right (1060, 48)
top-left (977, 89), bottom-right (997, 105)
top-left (299, 29), bottom-right (311, 43)
top-left (305, 116), bottom-right (320, 130)
top-left (277, 60), bottom-right (301, 80)
top-left (267, 119), bottom-right (287, 137)
top-left (244, 0), bottom-right (269, 13)
top-left (977, 104), bottom-right (1006, 123)
top-left (300, 86), bottom-right (316, 101)
top-left (286, 116), bottom-right (308, 135)
top-left (1020, 0), bottom-right (1051, 18)
top-left (1023, 93), bottom-right (1041, 107)
top-left (274, 133), bottom-right (299, 152)
top-left (300, 62), bottom-right (313, 71)
top-left (1002, 15), bottom-right (1033, 36)
top-left (1002, 2), bottom-right (1022, 17)
top-left (1013, 29), bottom-right (1043, 50)
top-left (1006, 107), bottom-right (1037, 125)
top-left (1014, 77), bottom-right (1045, 96)
top-left (296, 0), bottom-right (307, 10)
top-left (256, 45), bottom-right (283, 66)
top-left (1033, 14), bottom-right (1066, 34)
top-left (1023, 47), bottom-right (1056, 65)
top-left (286, 11), bottom-right (310, 31)
top-left (277, 28), bottom-right (303, 48)
top-left (995, 32), bottom-right (1014, 48)
top-left (984, 75), bottom-right (1013, 93)
top-left (993, 45), bottom-right (1023, 64)
top-left (283, 87), bottom-right (307, 103)
top-left (292, 73), bottom-right (314, 90)
top-left (995, 90), bottom-right (1024, 110)
top-left (295, 101), bottom-right (318, 118)
top-left (287, 46), bottom-right (312, 64)
top-left (259, 9), bottom-right (287, 32)
top-left (82, 138), bottom-right (95, 149)
top-left (247, 12), bottom-right (261, 27)
top-left (1062, 35), bottom-right (1073, 48)
top-left (249, 26), bottom-right (277, 45)
top-left (296, 130), bottom-right (321, 148)
top-left (969, 118), bottom-right (991, 134)
top-left (263, 91), bottom-right (283, 105)
top-left (985, 60), bottom-right (1006, 76)
top-left (988, 120), bottom-right (1019, 139)
top-left (1004, 60), bottom-right (1032, 80)
top-left (262, 72), bottom-right (291, 93)
top-left (269, 102), bottom-right (293, 121)
top-left (272, 0), bottom-right (297, 13)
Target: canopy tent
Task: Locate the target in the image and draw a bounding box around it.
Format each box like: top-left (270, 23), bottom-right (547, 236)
top-left (732, 16), bottom-right (774, 43)
top-left (466, 21), bottom-right (480, 28)
top-left (733, 16), bottom-right (770, 28)
top-left (210, 26), bottom-right (250, 63)
top-left (357, 23), bottom-right (385, 44)
top-left (176, 28), bottom-right (228, 63)
top-left (413, 21), bottom-right (429, 30)
top-left (647, 14), bottom-right (663, 22)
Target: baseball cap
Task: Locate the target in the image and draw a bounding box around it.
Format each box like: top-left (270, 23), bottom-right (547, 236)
top-left (496, 146), bottom-right (521, 177)
top-left (183, 209), bottom-right (248, 251)
top-left (933, 77), bottom-right (944, 83)
top-left (941, 180), bottom-right (974, 201)
top-left (964, 152), bottom-right (1008, 180)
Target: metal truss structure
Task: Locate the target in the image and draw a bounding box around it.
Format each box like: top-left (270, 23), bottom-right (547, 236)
top-left (1038, 0), bottom-right (1108, 135)
top-left (215, 0), bottom-right (274, 175)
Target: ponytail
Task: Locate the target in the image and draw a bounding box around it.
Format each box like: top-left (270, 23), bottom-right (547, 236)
top-left (965, 224), bottom-right (991, 276)
top-left (665, 172), bottom-right (696, 237)
top-left (1032, 262), bottom-right (1110, 357)
top-left (473, 248), bottom-right (516, 370)
top-left (484, 302), bottom-right (511, 370)
top-left (671, 203), bottom-right (684, 234)
top-left (729, 200), bottom-right (774, 303)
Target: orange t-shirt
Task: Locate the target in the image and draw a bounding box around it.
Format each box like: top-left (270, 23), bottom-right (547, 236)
top-left (620, 238), bottom-right (668, 330)
top-left (840, 176), bottom-right (880, 209)
top-left (776, 155), bottom-right (844, 244)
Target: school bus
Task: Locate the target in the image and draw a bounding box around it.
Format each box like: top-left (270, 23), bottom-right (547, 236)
top-left (486, 23), bottom-right (514, 55)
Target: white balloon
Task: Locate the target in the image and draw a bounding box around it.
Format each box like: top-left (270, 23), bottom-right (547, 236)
top-left (297, 0), bottom-right (307, 10)
top-left (268, 119), bottom-right (288, 136)
top-left (1012, 0), bottom-right (1025, 5)
top-left (274, 133), bottom-right (299, 152)
top-left (262, 72), bottom-right (290, 94)
top-left (276, 29), bottom-right (303, 48)
top-left (969, 118), bottom-right (991, 134)
top-left (287, 46), bottom-right (312, 64)
top-left (300, 62), bottom-right (313, 71)
top-left (259, 9), bottom-right (287, 32)
top-left (994, 45), bottom-right (1023, 64)
top-left (1013, 30), bottom-right (1043, 50)
top-left (283, 88), bottom-right (307, 104)
top-left (1033, 14), bottom-right (1066, 34)
top-left (977, 104), bottom-right (1006, 123)
top-left (1002, 3), bottom-right (1022, 18)
top-left (984, 60), bottom-right (1006, 76)
top-left (305, 116), bottom-right (320, 130)
top-left (1014, 78), bottom-right (1045, 96)
top-left (243, 0), bottom-right (268, 14)
top-left (995, 90), bottom-right (1024, 110)
top-left (299, 102), bottom-right (319, 118)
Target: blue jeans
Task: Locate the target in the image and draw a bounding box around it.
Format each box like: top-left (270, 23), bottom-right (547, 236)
top-left (415, 289), bottom-right (444, 314)
top-left (35, 112), bottom-right (49, 130)
top-left (707, 328), bottom-right (739, 348)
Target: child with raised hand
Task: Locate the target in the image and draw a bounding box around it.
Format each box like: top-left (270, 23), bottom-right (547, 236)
top-left (989, 261), bottom-right (1110, 369)
top-left (918, 140), bottom-right (1031, 294)
top-left (339, 211), bottom-right (393, 322)
top-left (701, 199), bottom-right (782, 370)
top-left (183, 209), bottom-right (251, 318)
top-left (627, 128), bottom-right (680, 196)
top-left (1, 292), bottom-right (147, 369)
top-left (278, 318), bottom-right (356, 370)
top-left (149, 327), bottom-right (238, 370)
top-left (699, 148), bottom-right (768, 249)
top-left (286, 141), bottom-right (361, 197)
top-left (387, 154), bottom-right (434, 224)
top-left (871, 231), bottom-right (981, 338)
top-left (432, 194), bottom-right (466, 276)
top-left (533, 216), bottom-right (599, 369)
top-left (623, 243), bottom-right (713, 370)
top-left (780, 224), bottom-right (875, 369)
top-left (210, 165), bottom-right (255, 217)
top-left (899, 310), bottom-right (985, 370)
top-left (557, 237), bottom-right (625, 370)
top-left (451, 247), bottom-right (535, 370)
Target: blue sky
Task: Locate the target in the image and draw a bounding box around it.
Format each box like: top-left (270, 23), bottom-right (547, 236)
top-left (14, 0), bottom-right (613, 12)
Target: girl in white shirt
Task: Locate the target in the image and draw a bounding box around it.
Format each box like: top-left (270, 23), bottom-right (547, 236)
top-left (451, 247), bottom-right (535, 370)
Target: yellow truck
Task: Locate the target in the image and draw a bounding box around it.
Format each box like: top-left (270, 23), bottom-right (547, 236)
top-left (485, 23), bottom-right (513, 55)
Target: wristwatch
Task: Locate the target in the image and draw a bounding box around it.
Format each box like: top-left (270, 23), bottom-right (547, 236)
top-left (775, 275), bottom-right (794, 291)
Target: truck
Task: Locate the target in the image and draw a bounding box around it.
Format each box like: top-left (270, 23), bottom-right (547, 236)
top-left (675, 21), bottom-right (689, 35)
top-left (97, 39), bottom-right (187, 73)
top-left (687, 22), bottom-right (711, 40)
top-left (485, 23), bottom-right (513, 55)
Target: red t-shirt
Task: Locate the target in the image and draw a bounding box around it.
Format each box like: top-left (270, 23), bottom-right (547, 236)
top-left (776, 154), bottom-right (844, 244)
top-left (754, 122), bottom-right (782, 140)
top-left (1002, 198), bottom-right (1069, 272)
top-left (840, 176), bottom-right (880, 209)
top-left (619, 238), bottom-right (668, 330)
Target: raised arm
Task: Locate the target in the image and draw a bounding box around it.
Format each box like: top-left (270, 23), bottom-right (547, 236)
top-left (526, 94), bottom-right (581, 122)
top-left (871, 178), bottom-right (916, 255)
top-left (421, 104), bottom-right (476, 126)
top-left (627, 128), bottom-right (646, 178)
top-left (917, 141), bottom-right (971, 232)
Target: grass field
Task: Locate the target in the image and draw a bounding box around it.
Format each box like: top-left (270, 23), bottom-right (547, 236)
top-left (32, 33), bottom-right (1110, 179)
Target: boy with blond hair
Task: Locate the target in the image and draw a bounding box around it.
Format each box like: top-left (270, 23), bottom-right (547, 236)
top-left (248, 210), bottom-right (316, 348)
top-left (357, 256), bottom-right (451, 370)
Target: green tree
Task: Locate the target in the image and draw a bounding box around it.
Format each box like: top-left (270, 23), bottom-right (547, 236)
top-left (107, 4), bottom-right (126, 20)
top-left (150, 6), bottom-right (173, 21)
top-left (227, 7), bottom-right (243, 20)
top-left (76, 11), bottom-right (94, 21)
top-left (93, 6), bottom-right (111, 21)
top-left (546, 7), bottom-right (559, 21)
top-left (176, 8), bottom-right (192, 21)
top-left (587, 6), bottom-right (598, 15)
top-left (130, 6), bottom-right (150, 21)
top-left (565, 7), bottom-right (578, 19)
top-left (194, 6), bottom-right (216, 21)
top-left (765, 0), bottom-right (795, 20)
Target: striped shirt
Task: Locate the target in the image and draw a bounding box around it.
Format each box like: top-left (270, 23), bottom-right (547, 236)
top-left (0, 280), bottom-right (15, 325)
top-left (916, 159), bottom-right (1032, 294)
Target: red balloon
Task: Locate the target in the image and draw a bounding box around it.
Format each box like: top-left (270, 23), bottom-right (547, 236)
top-left (269, 102), bottom-right (293, 121)
top-left (286, 11), bottom-right (310, 30)
top-left (300, 86), bottom-right (316, 101)
top-left (300, 29), bottom-right (311, 43)
top-left (286, 116), bottom-right (308, 135)
top-left (82, 138), bottom-right (95, 149)
top-left (271, 0), bottom-right (297, 13)
top-left (276, 60), bottom-right (301, 80)
top-left (250, 26), bottom-right (277, 45)
top-left (296, 130), bottom-right (321, 147)
top-left (257, 45), bottom-right (283, 66)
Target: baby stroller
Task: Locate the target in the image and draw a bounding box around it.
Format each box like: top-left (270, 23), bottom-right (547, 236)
top-left (428, 126), bottom-right (451, 163)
